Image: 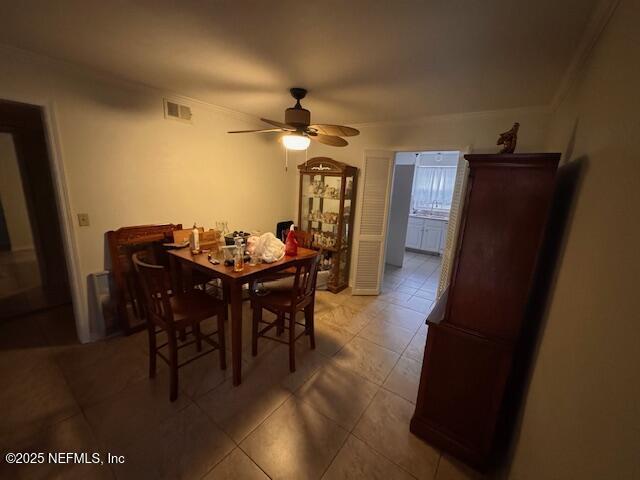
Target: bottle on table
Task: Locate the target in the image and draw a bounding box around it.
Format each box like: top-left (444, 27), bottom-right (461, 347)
top-left (190, 223), bottom-right (200, 254)
top-left (233, 237), bottom-right (244, 272)
top-left (285, 224), bottom-right (298, 257)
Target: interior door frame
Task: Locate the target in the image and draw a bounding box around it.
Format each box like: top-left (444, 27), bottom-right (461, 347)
top-left (350, 144), bottom-right (471, 292)
top-left (0, 94), bottom-right (86, 342)
top-left (383, 144), bottom-right (470, 275)
top-left (382, 144), bottom-right (472, 268)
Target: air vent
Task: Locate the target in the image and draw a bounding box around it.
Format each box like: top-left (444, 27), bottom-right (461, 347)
top-left (163, 99), bottom-right (192, 123)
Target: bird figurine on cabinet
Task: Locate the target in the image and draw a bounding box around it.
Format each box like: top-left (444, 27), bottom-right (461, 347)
top-left (497, 122), bottom-right (520, 154)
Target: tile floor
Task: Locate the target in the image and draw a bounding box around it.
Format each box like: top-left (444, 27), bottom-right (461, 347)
top-left (0, 252), bottom-right (483, 480)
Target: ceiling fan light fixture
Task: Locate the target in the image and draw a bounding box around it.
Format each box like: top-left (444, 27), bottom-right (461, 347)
top-left (227, 87), bottom-right (358, 150)
top-left (281, 132), bottom-right (310, 151)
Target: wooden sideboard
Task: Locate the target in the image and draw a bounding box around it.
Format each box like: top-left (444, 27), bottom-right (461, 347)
top-left (410, 153), bottom-right (560, 471)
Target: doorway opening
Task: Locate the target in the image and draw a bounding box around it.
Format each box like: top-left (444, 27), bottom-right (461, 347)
top-left (0, 100), bottom-right (73, 327)
top-left (382, 150), bottom-right (463, 314)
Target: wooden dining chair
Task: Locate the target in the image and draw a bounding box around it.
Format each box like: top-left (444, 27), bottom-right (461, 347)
top-left (250, 254), bottom-right (321, 372)
top-left (132, 252), bottom-right (226, 401)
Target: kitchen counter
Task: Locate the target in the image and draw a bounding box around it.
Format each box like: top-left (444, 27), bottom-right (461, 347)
top-left (409, 213), bottom-right (449, 222)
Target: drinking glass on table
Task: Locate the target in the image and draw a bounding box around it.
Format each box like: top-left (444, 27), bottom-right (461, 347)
top-left (233, 237), bottom-right (244, 272)
top-left (215, 221), bottom-right (229, 236)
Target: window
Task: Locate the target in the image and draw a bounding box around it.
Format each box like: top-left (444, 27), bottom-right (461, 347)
top-left (411, 166), bottom-right (457, 211)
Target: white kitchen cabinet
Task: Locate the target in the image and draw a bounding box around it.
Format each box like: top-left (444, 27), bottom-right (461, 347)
top-left (406, 223), bottom-right (423, 249)
top-left (421, 225), bottom-right (442, 252)
top-left (405, 215), bottom-right (448, 254)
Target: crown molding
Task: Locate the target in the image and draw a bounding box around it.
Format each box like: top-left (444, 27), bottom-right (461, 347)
top-left (550, 0), bottom-right (620, 111)
top-left (350, 105), bottom-right (552, 129)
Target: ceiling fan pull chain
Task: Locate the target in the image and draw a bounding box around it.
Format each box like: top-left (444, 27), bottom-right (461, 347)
top-left (284, 146), bottom-right (288, 172)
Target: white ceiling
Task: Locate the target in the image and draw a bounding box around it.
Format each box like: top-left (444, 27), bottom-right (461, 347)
top-left (0, 0), bottom-right (598, 124)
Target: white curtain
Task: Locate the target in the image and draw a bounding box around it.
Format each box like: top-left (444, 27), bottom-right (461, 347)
top-left (412, 166), bottom-right (457, 210)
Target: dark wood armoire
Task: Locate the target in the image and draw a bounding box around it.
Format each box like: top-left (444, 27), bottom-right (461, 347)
top-left (410, 153), bottom-right (560, 471)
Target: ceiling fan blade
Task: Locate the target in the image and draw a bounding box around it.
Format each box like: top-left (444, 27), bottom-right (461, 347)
top-left (308, 124), bottom-right (360, 137)
top-left (227, 128), bottom-right (284, 134)
top-left (310, 134), bottom-right (348, 147)
top-left (260, 118), bottom-right (297, 131)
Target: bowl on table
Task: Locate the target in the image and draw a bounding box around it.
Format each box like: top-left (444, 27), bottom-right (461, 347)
top-left (224, 231), bottom-right (251, 246)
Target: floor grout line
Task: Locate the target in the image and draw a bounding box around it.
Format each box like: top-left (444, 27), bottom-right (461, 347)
top-left (313, 253), bottom-right (439, 478)
top-left (280, 295), bottom-right (406, 477)
top-left (350, 427), bottom-right (421, 480)
top-left (318, 433), bottom-right (351, 479)
top-left (196, 444), bottom-right (236, 480)
top-left (237, 443), bottom-right (274, 479)
top-left (2, 252), bottom-right (440, 480)
top-left (344, 253), bottom-right (442, 479)
top-left (201, 252), bottom-right (433, 478)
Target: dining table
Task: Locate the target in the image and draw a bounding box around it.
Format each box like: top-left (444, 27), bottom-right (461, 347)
top-left (167, 246), bottom-right (318, 385)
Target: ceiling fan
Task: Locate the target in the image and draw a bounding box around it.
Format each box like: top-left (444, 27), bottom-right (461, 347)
top-left (228, 88), bottom-right (360, 150)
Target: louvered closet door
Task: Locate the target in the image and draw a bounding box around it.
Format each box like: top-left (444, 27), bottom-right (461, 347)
top-left (352, 150), bottom-right (394, 295)
top-left (438, 155), bottom-right (469, 297)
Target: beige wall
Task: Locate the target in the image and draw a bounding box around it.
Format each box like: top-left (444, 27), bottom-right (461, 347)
top-left (0, 46), bottom-right (296, 341)
top-left (507, 0), bottom-right (640, 478)
top-left (0, 133), bottom-right (35, 250)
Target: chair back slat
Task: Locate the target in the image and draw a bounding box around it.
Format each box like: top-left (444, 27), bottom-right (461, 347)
top-left (290, 254), bottom-right (321, 304)
top-left (250, 252), bottom-right (320, 373)
top-left (132, 253), bottom-right (174, 328)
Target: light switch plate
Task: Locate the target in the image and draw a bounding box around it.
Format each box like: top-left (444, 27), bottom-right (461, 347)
top-left (77, 213), bottom-right (90, 227)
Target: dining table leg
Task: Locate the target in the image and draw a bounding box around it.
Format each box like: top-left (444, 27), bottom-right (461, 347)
top-left (228, 278), bottom-right (243, 386)
top-left (169, 255), bottom-right (181, 294)
top-left (169, 256), bottom-right (188, 341)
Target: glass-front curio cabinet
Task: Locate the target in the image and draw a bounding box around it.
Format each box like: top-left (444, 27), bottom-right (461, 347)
top-left (298, 157), bottom-right (358, 293)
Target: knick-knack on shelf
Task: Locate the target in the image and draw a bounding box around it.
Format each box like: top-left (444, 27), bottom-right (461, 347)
top-left (497, 122), bottom-right (520, 154)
